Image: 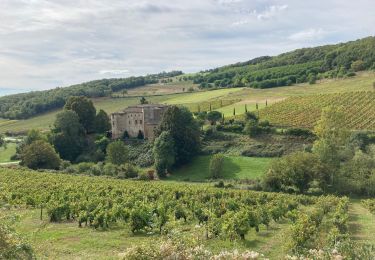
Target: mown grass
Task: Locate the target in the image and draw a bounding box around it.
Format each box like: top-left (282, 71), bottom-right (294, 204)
top-left (168, 155), bottom-right (272, 182)
top-left (164, 88), bottom-right (244, 104)
top-left (0, 142), bottom-right (17, 163)
top-left (348, 199), bottom-right (375, 245)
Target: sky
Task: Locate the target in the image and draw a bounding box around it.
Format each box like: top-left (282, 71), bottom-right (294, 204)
top-left (0, 0), bottom-right (374, 94)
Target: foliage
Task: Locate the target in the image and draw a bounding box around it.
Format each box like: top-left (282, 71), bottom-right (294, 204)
top-left (64, 96), bottom-right (97, 133)
top-left (0, 71), bottom-right (182, 120)
top-left (188, 37), bottom-right (375, 90)
top-left (153, 131), bottom-right (175, 177)
top-left (94, 109), bottom-right (111, 133)
top-left (50, 110), bottom-right (85, 162)
top-left (156, 106), bottom-right (201, 166)
top-left (0, 134), bottom-right (4, 148)
top-left (209, 153), bottom-right (225, 179)
top-left (263, 152), bottom-right (328, 194)
top-left (106, 141), bottom-right (128, 165)
top-left (21, 140), bottom-right (61, 170)
top-left (206, 111), bottom-right (222, 125)
top-left (0, 218), bottom-right (34, 260)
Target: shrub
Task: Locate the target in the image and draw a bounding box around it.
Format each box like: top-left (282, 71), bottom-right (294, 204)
top-left (209, 154), bottom-right (225, 179)
top-left (106, 141), bottom-right (128, 165)
top-left (103, 163), bottom-right (118, 176)
top-left (21, 140), bottom-right (61, 170)
top-left (285, 128), bottom-right (314, 137)
top-left (118, 163), bottom-right (139, 179)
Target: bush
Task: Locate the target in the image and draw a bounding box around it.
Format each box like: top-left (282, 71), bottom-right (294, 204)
top-left (263, 152), bottom-right (328, 193)
top-left (21, 140), bottom-right (61, 170)
top-left (209, 154), bottom-right (225, 179)
top-left (284, 128), bottom-right (314, 137)
top-left (103, 163), bottom-right (118, 176)
top-left (118, 163), bottom-right (139, 179)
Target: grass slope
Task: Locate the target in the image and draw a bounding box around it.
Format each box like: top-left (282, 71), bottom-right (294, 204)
top-left (168, 155), bottom-right (272, 182)
top-left (0, 143), bottom-right (17, 163)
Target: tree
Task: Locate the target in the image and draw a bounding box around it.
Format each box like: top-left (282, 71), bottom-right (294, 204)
top-left (21, 140), bottom-right (61, 170)
top-left (140, 97), bottom-right (148, 104)
top-left (0, 134), bottom-right (5, 148)
top-left (153, 131), bottom-right (175, 177)
top-left (209, 154), bottom-right (225, 179)
top-left (312, 106), bottom-right (349, 184)
top-left (263, 152), bottom-right (328, 194)
top-left (24, 129), bottom-right (46, 145)
top-left (51, 110), bottom-right (85, 161)
top-left (351, 60), bottom-right (365, 72)
top-left (94, 109), bottom-right (111, 133)
top-left (106, 141), bottom-right (128, 165)
top-left (64, 96), bottom-right (96, 133)
top-left (206, 111), bottom-right (222, 125)
top-left (156, 106), bottom-right (200, 166)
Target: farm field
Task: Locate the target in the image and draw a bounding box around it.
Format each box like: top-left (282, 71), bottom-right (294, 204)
top-left (168, 155), bottom-right (272, 181)
top-left (0, 72), bottom-right (374, 134)
top-left (0, 168), bottom-right (354, 259)
top-left (260, 91), bottom-right (375, 130)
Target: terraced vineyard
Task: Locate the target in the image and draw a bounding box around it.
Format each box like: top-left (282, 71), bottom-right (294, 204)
top-left (260, 91), bottom-right (375, 130)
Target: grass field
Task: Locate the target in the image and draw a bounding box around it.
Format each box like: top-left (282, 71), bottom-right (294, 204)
top-left (168, 155), bottom-right (272, 181)
top-left (348, 200), bottom-right (375, 245)
top-left (0, 142), bottom-right (17, 163)
top-left (164, 88), bottom-right (243, 104)
top-left (0, 72), bottom-right (373, 134)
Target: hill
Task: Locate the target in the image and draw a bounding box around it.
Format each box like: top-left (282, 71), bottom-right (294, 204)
top-left (0, 71), bottom-right (182, 120)
top-left (1, 37), bottom-right (374, 122)
top-left (188, 36), bottom-right (375, 89)
top-left (0, 72), bottom-right (374, 134)
top-left (260, 91), bottom-right (375, 130)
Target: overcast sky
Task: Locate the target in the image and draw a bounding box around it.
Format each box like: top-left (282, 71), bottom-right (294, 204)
top-left (0, 0), bottom-right (374, 94)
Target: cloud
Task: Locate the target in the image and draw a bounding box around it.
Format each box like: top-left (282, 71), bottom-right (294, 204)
top-left (289, 28), bottom-right (327, 41)
top-left (0, 0), bottom-right (374, 91)
top-left (255, 5), bottom-right (288, 21)
top-left (99, 69), bottom-right (130, 75)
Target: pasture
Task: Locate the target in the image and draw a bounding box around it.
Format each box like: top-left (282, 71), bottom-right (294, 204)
top-left (168, 155), bottom-right (272, 182)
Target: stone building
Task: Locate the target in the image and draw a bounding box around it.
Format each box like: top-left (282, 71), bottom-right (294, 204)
top-left (111, 104), bottom-right (169, 140)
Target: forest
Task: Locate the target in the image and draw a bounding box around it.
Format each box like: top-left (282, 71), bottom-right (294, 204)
top-left (188, 37), bottom-right (375, 89)
top-left (0, 71), bottom-right (182, 120)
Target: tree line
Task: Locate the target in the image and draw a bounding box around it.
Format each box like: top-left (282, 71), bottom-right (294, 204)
top-left (0, 71), bottom-right (182, 120)
top-left (187, 36), bottom-right (375, 89)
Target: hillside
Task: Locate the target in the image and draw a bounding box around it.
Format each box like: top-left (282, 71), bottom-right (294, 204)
top-left (0, 71), bottom-right (182, 120)
top-left (260, 91), bottom-right (375, 130)
top-left (1, 37), bottom-right (374, 122)
top-left (0, 72), bottom-right (374, 134)
top-left (189, 36), bottom-right (375, 89)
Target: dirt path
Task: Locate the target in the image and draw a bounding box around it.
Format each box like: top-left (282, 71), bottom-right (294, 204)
top-left (348, 200), bottom-right (375, 244)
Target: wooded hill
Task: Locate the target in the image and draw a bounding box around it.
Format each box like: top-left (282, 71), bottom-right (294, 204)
top-left (0, 71), bottom-right (182, 120)
top-left (188, 36), bottom-right (375, 89)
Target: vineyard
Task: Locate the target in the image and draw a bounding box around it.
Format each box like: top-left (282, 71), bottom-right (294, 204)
top-left (259, 91), bottom-right (375, 130)
top-left (0, 168), bottom-right (353, 258)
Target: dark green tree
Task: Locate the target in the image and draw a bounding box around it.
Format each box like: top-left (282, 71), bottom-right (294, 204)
top-left (206, 111), bottom-right (222, 125)
top-left (94, 109), bottom-right (111, 133)
top-left (153, 131), bottom-right (175, 177)
top-left (64, 96), bottom-right (96, 133)
top-left (106, 140), bottom-right (128, 165)
top-left (51, 110), bottom-right (85, 161)
top-left (21, 140), bottom-right (61, 170)
top-left (156, 106), bottom-right (200, 166)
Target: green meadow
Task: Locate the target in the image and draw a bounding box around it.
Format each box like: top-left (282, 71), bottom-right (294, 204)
top-left (168, 155), bottom-right (273, 182)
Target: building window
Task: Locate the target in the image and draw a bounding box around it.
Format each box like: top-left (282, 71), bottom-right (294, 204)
top-left (129, 121), bottom-right (131, 125)
top-left (140, 120), bottom-right (142, 124)
top-left (135, 120), bottom-right (138, 124)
